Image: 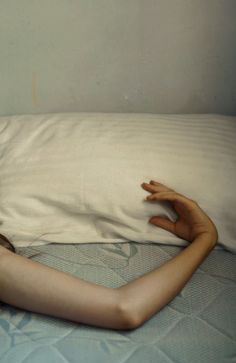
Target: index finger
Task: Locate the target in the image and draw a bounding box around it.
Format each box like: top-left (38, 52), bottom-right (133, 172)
top-left (146, 191), bottom-right (197, 210)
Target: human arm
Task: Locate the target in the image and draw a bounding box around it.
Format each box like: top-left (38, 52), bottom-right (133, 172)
top-left (0, 247), bottom-right (126, 329)
top-left (117, 180), bottom-right (218, 327)
top-left (117, 232), bottom-right (216, 326)
top-left (0, 180), bottom-right (218, 330)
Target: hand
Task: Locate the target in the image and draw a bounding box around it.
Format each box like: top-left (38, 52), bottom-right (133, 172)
top-left (141, 180), bottom-right (218, 244)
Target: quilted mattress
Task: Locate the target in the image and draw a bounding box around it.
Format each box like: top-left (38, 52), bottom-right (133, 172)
top-left (0, 242), bottom-right (236, 363)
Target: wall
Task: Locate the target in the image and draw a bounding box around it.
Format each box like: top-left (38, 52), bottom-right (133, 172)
top-left (0, 0), bottom-right (235, 116)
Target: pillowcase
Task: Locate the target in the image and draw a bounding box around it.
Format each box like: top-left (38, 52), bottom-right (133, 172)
top-left (0, 113), bottom-right (235, 253)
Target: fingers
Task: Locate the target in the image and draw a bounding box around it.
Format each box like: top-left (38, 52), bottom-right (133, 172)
top-left (150, 180), bottom-right (174, 192)
top-left (146, 191), bottom-right (192, 206)
top-left (141, 180), bottom-right (175, 195)
top-left (141, 181), bottom-right (196, 209)
top-left (146, 191), bottom-right (179, 203)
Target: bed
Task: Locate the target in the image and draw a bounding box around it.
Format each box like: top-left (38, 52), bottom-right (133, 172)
top-left (0, 113), bottom-right (236, 362)
top-left (1, 242), bottom-right (236, 363)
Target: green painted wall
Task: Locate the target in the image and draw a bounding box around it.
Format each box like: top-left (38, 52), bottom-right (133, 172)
top-left (0, 0), bottom-right (235, 116)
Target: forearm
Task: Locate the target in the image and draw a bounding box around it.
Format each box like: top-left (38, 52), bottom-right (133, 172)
top-left (0, 247), bottom-right (125, 330)
top-left (118, 233), bottom-right (216, 325)
top-left (0, 234), bottom-right (216, 331)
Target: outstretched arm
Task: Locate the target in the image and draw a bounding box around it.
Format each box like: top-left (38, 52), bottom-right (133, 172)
top-left (117, 180), bottom-right (218, 326)
top-left (0, 180), bottom-right (218, 330)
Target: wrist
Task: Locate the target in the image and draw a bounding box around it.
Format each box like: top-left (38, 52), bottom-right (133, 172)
top-left (193, 231), bottom-right (218, 249)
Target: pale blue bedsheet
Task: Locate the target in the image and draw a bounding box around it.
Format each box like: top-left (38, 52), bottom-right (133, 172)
top-left (0, 242), bottom-right (235, 363)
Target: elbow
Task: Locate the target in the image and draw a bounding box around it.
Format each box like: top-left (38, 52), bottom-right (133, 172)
top-left (119, 311), bottom-right (142, 331)
top-left (117, 306), bottom-right (143, 331)
top-left (116, 293), bottom-right (144, 331)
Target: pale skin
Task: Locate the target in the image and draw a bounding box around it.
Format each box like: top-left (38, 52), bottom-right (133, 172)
top-left (0, 180), bottom-right (218, 330)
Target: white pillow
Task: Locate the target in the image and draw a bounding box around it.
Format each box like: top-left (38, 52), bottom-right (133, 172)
top-left (0, 113), bottom-right (235, 253)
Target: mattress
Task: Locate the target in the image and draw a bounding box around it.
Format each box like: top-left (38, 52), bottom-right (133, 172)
top-left (0, 241), bottom-right (235, 363)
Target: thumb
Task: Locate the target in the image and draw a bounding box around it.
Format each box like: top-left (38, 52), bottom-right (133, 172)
top-left (149, 216), bottom-right (175, 234)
